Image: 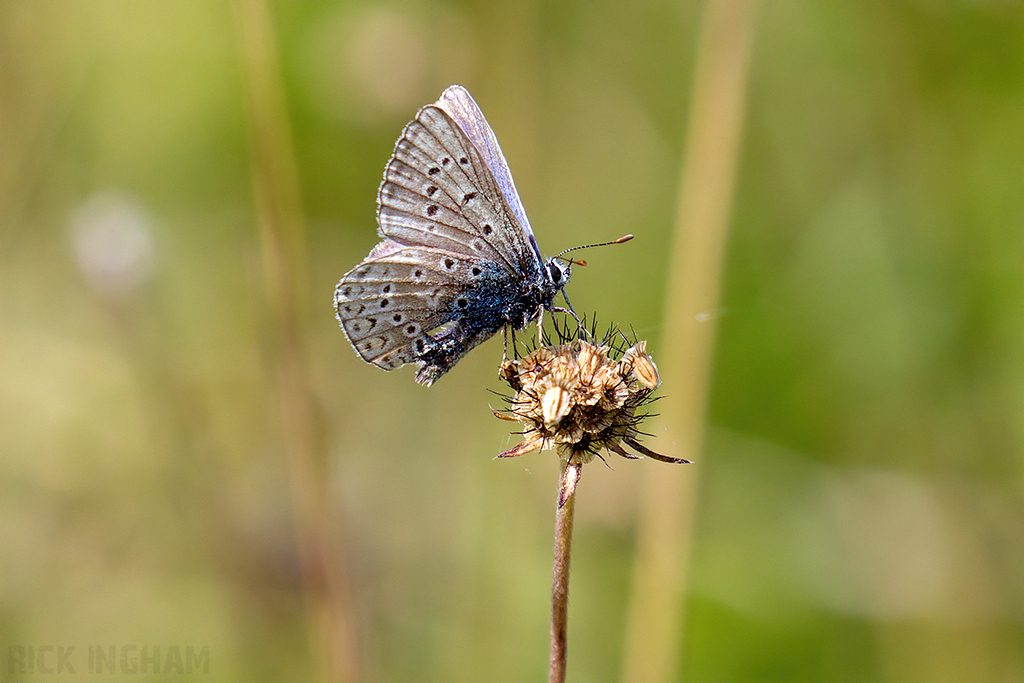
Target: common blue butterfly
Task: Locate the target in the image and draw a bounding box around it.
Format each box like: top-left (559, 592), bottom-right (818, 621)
top-left (334, 85), bottom-right (629, 385)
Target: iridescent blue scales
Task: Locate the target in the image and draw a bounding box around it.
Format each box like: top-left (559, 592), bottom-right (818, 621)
top-left (334, 85), bottom-right (570, 386)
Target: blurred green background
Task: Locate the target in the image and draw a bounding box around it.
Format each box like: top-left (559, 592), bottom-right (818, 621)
top-left (2, 1), bottom-right (1022, 681)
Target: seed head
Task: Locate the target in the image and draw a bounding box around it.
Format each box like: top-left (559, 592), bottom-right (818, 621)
top-left (495, 331), bottom-right (688, 466)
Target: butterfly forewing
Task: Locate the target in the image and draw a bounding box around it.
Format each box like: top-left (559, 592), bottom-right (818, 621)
top-left (417, 105), bottom-right (535, 270)
top-left (379, 109), bottom-right (527, 274)
top-left (434, 87), bottom-right (543, 267)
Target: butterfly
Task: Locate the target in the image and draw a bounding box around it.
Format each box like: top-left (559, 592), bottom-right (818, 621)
top-left (334, 85), bottom-right (630, 386)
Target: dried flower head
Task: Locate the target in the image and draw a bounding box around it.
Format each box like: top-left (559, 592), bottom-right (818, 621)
top-left (495, 328), bottom-right (689, 466)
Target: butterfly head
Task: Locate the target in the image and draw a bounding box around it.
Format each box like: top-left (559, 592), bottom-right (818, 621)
top-left (522, 257), bottom-right (570, 320)
top-left (546, 257), bottom-right (572, 290)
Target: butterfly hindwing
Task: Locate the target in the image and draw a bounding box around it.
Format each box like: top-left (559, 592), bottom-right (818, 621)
top-left (335, 240), bottom-right (511, 382)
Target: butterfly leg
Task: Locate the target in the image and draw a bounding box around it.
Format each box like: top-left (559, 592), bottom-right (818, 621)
top-left (555, 290), bottom-right (589, 339)
top-left (503, 326), bottom-right (516, 362)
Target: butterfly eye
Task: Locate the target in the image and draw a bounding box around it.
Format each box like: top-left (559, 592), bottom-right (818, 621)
top-left (548, 262), bottom-right (564, 283)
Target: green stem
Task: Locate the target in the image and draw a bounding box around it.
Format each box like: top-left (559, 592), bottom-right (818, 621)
top-left (549, 461), bottom-right (581, 683)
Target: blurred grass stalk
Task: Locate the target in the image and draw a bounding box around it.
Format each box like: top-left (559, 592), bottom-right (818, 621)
top-left (621, 0), bottom-right (761, 681)
top-left (233, 1), bottom-right (358, 681)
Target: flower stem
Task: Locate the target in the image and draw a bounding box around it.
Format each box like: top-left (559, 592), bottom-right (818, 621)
top-left (550, 461), bottom-right (581, 683)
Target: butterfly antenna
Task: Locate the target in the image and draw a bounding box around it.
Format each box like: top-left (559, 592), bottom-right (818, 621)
top-left (553, 234), bottom-right (633, 263)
